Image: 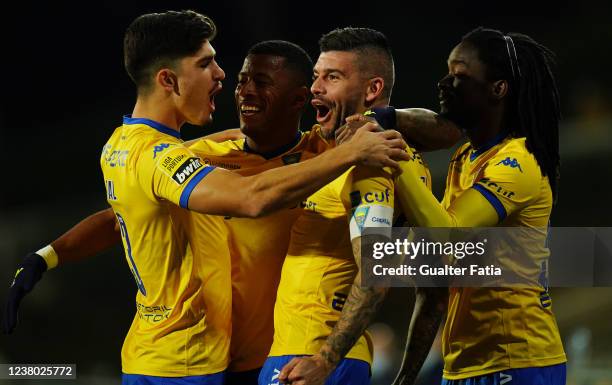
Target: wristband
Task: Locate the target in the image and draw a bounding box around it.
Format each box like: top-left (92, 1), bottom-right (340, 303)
top-left (36, 245), bottom-right (59, 270)
top-left (366, 106), bottom-right (396, 130)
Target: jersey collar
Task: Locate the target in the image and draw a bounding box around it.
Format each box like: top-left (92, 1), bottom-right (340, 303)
top-left (243, 131), bottom-right (303, 160)
top-left (470, 131), bottom-right (509, 162)
top-left (122, 115), bottom-right (181, 140)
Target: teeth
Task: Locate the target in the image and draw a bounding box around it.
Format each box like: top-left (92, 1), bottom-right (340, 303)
top-left (241, 105), bottom-right (260, 112)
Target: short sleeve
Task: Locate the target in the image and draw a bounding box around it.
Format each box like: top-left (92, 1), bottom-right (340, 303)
top-left (472, 150), bottom-right (541, 222)
top-left (345, 167), bottom-right (395, 240)
top-left (138, 142), bottom-right (216, 208)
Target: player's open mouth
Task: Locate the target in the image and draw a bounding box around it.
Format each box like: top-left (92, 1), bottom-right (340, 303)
top-left (438, 91), bottom-right (453, 106)
top-left (312, 99), bottom-right (331, 123)
top-left (209, 83), bottom-right (223, 112)
top-left (240, 103), bottom-right (262, 117)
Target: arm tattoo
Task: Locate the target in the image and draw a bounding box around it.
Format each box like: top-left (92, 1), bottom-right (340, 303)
top-left (319, 237), bottom-right (388, 368)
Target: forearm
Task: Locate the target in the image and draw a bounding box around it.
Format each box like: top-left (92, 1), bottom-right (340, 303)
top-left (394, 288), bottom-right (447, 385)
top-left (395, 108), bottom-right (462, 151)
top-left (184, 128), bottom-right (243, 146)
top-left (397, 157), bottom-right (455, 227)
top-left (319, 282), bottom-right (388, 368)
top-left (318, 237), bottom-right (389, 368)
top-left (246, 144), bottom-right (356, 216)
top-left (51, 208), bottom-right (121, 265)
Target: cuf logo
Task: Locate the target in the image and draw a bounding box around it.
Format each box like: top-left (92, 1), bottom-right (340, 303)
top-left (496, 157), bottom-right (523, 172)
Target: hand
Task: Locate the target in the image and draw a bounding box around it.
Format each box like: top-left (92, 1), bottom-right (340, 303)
top-left (343, 122), bottom-right (410, 171)
top-left (2, 253), bottom-right (47, 334)
top-left (335, 115), bottom-right (378, 145)
top-left (279, 354), bottom-right (334, 385)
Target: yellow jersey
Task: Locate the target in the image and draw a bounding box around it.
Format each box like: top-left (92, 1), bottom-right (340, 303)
top-left (100, 116), bottom-right (229, 377)
top-left (188, 128), bottom-right (330, 372)
top-left (441, 136), bottom-right (566, 379)
top-left (270, 142), bottom-right (431, 364)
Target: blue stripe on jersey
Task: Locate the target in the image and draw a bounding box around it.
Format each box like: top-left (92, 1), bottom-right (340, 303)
top-left (473, 184), bottom-right (507, 222)
top-left (123, 115), bottom-right (181, 139)
top-left (470, 132), bottom-right (509, 161)
top-left (179, 166), bottom-right (217, 208)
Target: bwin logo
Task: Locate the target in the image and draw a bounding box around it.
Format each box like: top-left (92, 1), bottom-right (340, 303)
top-left (496, 157), bottom-right (523, 172)
top-left (153, 143), bottom-right (171, 158)
top-left (172, 158), bottom-right (203, 184)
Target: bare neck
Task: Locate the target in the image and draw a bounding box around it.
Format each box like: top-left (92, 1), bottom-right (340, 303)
top-left (244, 116), bottom-right (302, 155)
top-left (132, 95), bottom-right (183, 132)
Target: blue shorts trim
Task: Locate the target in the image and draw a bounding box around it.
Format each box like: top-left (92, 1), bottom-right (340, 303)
top-left (122, 371), bottom-right (225, 385)
top-left (259, 355), bottom-right (370, 385)
top-left (441, 363), bottom-right (566, 385)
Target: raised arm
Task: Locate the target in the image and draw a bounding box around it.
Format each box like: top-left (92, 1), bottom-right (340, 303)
top-left (188, 124), bottom-right (409, 218)
top-left (395, 108), bottom-right (463, 151)
top-left (338, 107), bottom-right (463, 151)
top-left (183, 128), bottom-right (244, 146)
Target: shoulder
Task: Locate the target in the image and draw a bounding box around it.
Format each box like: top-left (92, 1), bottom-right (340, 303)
top-left (487, 137), bottom-right (541, 179)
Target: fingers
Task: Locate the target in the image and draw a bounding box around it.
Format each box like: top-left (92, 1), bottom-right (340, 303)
top-left (345, 114), bottom-right (368, 123)
top-left (379, 129), bottom-right (403, 140)
top-left (279, 358), bottom-right (301, 383)
top-left (2, 292), bottom-right (20, 334)
top-left (355, 121), bottom-right (383, 133)
top-left (386, 138), bottom-right (408, 150)
top-left (388, 148), bottom-right (412, 162)
top-left (381, 158), bottom-right (401, 173)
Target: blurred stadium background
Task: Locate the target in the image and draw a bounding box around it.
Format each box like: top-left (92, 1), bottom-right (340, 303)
top-left (1, 1), bottom-right (610, 384)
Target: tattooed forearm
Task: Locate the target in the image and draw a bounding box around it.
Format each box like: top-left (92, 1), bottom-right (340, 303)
top-left (320, 283), bottom-right (388, 367)
top-left (393, 287), bottom-right (448, 385)
top-left (318, 237), bottom-right (389, 369)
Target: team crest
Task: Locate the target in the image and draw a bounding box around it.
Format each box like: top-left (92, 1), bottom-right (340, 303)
top-left (352, 206), bottom-right (370, 232)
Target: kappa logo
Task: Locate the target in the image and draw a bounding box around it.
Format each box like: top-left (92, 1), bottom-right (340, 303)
top-left (153, 143), bottom-right (172, 158)
top-left (172, 157), bottom-right (204, 184)
top-left (496, 157), bottom-right (523, 172)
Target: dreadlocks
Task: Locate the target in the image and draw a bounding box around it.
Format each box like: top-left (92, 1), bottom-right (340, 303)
top-left (462, 27), bottom-right (561, 201)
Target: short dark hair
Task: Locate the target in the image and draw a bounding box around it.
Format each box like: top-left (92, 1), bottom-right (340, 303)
top-left (247, 40), bottom-right (313, 87)
top-left (319, 27), bottom-right (395, 99)
top-left (462, 27), bottom-right (561, 201)
top-left (124, 10), bottom-right (217, 93)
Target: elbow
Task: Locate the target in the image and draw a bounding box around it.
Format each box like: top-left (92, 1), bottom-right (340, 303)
top-left (241, 183), bottom-right (274, 218)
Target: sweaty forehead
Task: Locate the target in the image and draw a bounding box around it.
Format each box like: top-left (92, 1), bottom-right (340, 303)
top-left (314, 51), bottom-right (358, 73)
top-left (448, 42), bottom-right (481, 68)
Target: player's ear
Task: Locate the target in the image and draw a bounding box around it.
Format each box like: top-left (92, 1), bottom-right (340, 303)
top-left (490, 79), bottom-right (508, 100)
top-left (157, 69), bottom-right (181, 96)
top-left (365, 77), bottom-right (384, 104)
